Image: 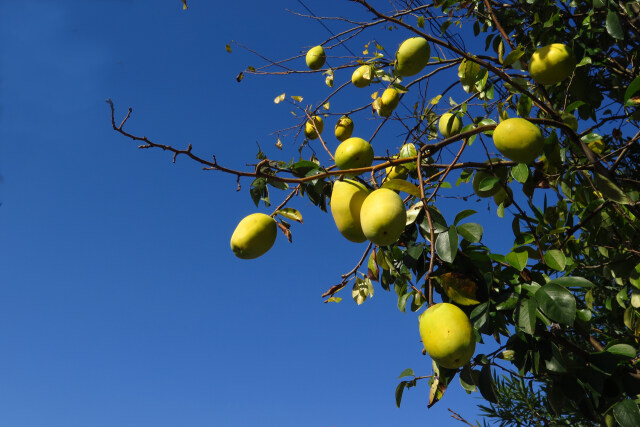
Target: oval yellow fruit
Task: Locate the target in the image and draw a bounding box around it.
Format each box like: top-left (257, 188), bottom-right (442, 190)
top-left (335, 115), bottom-right (354, 142)
top-left (395, 37), bottom-right (430, 77)
top-left (378, 87), bottom-right (400, 117)
top-left (304, 115), bottom-right (324, 140)
top-left (334, 137), bottom-right (374, 170)
top-left (360, 188), bottom-right (407, 246)
top-left (528, 43), bottom-right (576, 85)
top-left (438, 113), bottom-right (462, 138)
top-left (330, 180), bottom-right (370, 243)
top-left (384, 156), bottom-right (409, 181)
top-left (352, 65), bottom-right (373, 88)
top-left (419, 303), bottom-right (476, 369)
top-left (305, 45), bottom-right (326, 71)
top-left (230, 213), bottom-right (277, 259)
top-left (493, 118), bottom-right (544, 164)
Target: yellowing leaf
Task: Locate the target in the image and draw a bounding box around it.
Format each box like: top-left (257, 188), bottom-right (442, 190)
top-left (275, 208), bottom-right (303, 223)
top-left (182, 0), bottom-right (188, 10)
top-left (291, 96), bottom-right (303, 103)
top-left (274, 93), bottom-right (286, 104)
top-left (381, 178), bottom-right (421, 198)
top-left (438, 272), bottom-right (480, 305)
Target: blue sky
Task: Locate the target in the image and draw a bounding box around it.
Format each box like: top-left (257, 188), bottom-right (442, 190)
top-left (0, 1), bottom-right (515, 426)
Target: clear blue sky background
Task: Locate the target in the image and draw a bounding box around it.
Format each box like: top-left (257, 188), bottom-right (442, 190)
top-left (0, 1), bottom-right (513, 426)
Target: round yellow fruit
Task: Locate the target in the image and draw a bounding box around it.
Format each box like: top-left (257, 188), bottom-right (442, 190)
top-left (528, 43), bottom-right (576, 85)
top-left (352, 65), bottom-right (373, 88)
top-left (395, 37), bottom-right (430, 77)
top-left (384, 156), bottom-right (409, 181)
top-left (334, 137), bottom-right (374, 170)
top-left (304, 115), bottom-right (324, 140)
top-left (378, 87), bottom-right (400, 117)
top-left (419, 303), bottom-right (476, 369)
top-left (330, 180), bottom-right (370, 243)
top-left (360, 188), bottom-right (407, 246)
top-left (305, 45), bottom-right (326, 70)
top-left (438, 113), bottom-right (462, 138)
top-left (230, 213), bottom-right (277, 259)
top-left (335, 115), bottom-right (354, 142)
top-left (493, 118), bottom-right (544, 164)
top-left (472, 170), bottom-right (501, 198)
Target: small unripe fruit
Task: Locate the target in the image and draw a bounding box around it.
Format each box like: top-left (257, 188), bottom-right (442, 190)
top-left (305, 45), bottom-right (326, 70)
top-left (304, 115), bottom-right (324, 140)
top-left (352, 65), bottom-right (373, 88)
top-left (335, 116), bottom-right (354, 142)
top-left (438, 113), bottom-right (462, 138)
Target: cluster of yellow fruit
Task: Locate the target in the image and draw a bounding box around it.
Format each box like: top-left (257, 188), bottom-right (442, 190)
top-left (330, 180), bottom-right (407, 246)
top-left (305, 114), bottom-right (355, 142)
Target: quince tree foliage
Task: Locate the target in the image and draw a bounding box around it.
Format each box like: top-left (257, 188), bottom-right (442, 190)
top-left (113, 0), bottom-right (640, 424)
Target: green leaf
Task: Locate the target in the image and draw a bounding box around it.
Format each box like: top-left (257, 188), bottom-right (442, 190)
top-left (381, 179), bottom-right (421, 198)
top-left (506, 251), bottom-right (528, 271)
top-left (435, 226), bottom-right (458, 263)
top-left (606, 343), bottom-right (636, 358)
top-left (511, 163), bottom-right (529, 183)
top-left (398, 291), bottom-right (411, 313)
top-left (614, 399), bottom-right (640, 427)
top-left (624, 76), bottom-right (640, 103)
top-left (535, 283), bottom-right (576, 326)
top-left (457, 223), bottom-right (483, 243)
top-left (478, 364), bottom-right (498, 403)
top-left (395, 381), bottom-right (407, 408)
top-left (518, 297), bottom-right (537, 334)
top-left (275, 208), bottom-right (303, 223)
top-left (503, 48), bottom-right (525, 67)
top-left (225, 44), bottom-right (232, 53)
top-left (454, 209), bottom-right (477, 225)
top-left (517, 94), bottom-right (532, 117)
top-left (398, 368), bottom-right (415, 378)
top-left (606, 11), bottom-right (625, 40)
top-left (544, 249), bottom-right (567, 271)
top-left (594, 173), bottom-right (632, 204)
top-left (417, 16), bottom-right (425, 28)
top-left (547, 276), bottom-right (594, 288)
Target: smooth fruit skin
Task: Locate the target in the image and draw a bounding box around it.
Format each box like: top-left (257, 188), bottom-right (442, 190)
top-left (438, 113), bottom-right (462, 138)
top-left (378, 87), bottom-right (400, 117)
top-left (395, 37), bottom-right (430, 77)
top-left (493, 118), bottom-right (544, 164)
top-left (304, 115), bottom-right (324, 140)
top-left (330, 180), bottom-right (370, 243)
top-left (419, 303), bottom-right (476, 369)
top-left (352, 65), bottom-right (373, 88)
top-left (230, 213), bottom-right (277, 259)
top-left (335, 115), bottom-right (354, 142)
top-left (528, 43), bottom-right (576, 85)
top-left (334, 137), bottom-right (374, 170)
top-left (360, 188), bottom-right (407, 246)
top-left (305, 45), bottom-right (326, 71)
top-left (385, 156), bottom-right (409, 181)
